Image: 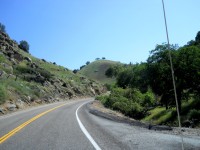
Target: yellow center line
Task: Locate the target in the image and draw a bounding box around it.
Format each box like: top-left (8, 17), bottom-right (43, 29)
top-left (0, 103), bottom-right (67, 144)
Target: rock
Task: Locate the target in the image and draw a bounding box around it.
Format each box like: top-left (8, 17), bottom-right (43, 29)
top-left (10, 58), bottom-right (17, 65)
top-left (6, 104), bottom-right (17, 111)
top-left (24, 57), bottom-right (32, 62)
top-left (16, 99), bottom-right (25, 109)
top-left (90, 87), bottom-right (96, 96)
top-left (62, 82), bottom-right (68, 87)
top-left (6, 50), bottom-right (14, 58)
top-left (31, 62), bottom-right (39, 68)
top-left (73, 87), bottom-right (83, 95)
top-left (0, 107), bottom-right (5, 114)
top-left (35, 99), bottom-right (42, 104)
top-left (13, 52), bottom-right (23, 61)
top-left (150, 125), bottom-right (172, 131)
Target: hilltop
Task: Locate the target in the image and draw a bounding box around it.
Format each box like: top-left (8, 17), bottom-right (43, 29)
top-left (0, 31), bottom-right (104, 114)
top-left (78, 60), bottom-right (119, 84)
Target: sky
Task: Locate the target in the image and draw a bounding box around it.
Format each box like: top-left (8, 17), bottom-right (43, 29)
top-left (0, 0), bottom-right (199, 70)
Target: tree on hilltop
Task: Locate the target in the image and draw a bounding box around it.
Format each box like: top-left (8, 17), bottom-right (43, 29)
top-left (19, 40), bottom-right (30, 53)
top-left (0, 23), bottom-right (6, 33)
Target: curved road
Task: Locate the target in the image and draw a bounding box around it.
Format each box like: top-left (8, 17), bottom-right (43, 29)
top-left (0, 98), bottom-right (199, 150)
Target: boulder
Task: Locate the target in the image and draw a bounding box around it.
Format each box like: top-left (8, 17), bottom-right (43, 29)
top-left (0, 107), bottom-right (5, 114)
top-left (16, 99), bottom-right (25, 109)
top-left (90, 87), bottom-right (96, 96)
top-left (24, 57), bottom-right (32, 63)
top-left (6, 103), bottom-right (17, 111)
top-left (13, 52), bottom-right (23, 62)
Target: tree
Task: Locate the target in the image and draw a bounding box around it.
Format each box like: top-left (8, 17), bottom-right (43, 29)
top-left (147, 44), bottom-right (178, 110)
top-left (19, 40), bottom-right (29, 53)
top-left (195, 31), bottom-right (200, 44)
top-left (176, 46), bottom-right (200, 96)
top-left (86, 61), bottom-right (90, 65)
top-left (95, 58), bottom-right (100, 61)
top-left (0, 23), bottom-right (6, 33)
top-left (102, 57), bottom-right (106, 60)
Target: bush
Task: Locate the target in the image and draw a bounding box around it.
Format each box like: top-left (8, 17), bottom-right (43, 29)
top-left (188, 109), bottom-right (200, 121)
top-left (113, 100), bottom-right (131, 115)
top-left (95, 95), bottom-right (109, 104)
top-left (141, 89), bottom-right (155, 107)
top-left (19, 40), bottom-right (29, 53)
top-left (129, 102), bottom-right (144, 119)
top-left (15, 65), bottom-right (53, 81)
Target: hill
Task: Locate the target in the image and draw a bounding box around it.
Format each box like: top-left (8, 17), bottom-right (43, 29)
top-left (79, 60), bottom-right (119, 84)
top-left (0, 31), bottom-right (104, 114)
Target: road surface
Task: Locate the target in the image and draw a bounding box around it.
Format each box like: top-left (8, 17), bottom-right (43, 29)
top-left (0, 98), bottom-right (199, 150)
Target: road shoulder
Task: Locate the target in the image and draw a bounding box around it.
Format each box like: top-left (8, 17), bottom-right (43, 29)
top-left (88, 100), bottom-right (200, 136)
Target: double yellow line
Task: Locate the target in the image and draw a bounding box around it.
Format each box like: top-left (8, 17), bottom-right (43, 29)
top-left (0, 103), bottom-right (67, 144)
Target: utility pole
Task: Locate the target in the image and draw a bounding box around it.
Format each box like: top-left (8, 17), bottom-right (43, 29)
top-left (161, 0), bottom-right (184, 150)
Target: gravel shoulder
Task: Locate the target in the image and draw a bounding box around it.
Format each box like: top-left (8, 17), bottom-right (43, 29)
top-left (88, 100), bottom-right (200, 137)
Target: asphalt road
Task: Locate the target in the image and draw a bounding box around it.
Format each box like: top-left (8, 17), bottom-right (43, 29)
top-left (0, 98), bottom-right (200, 150)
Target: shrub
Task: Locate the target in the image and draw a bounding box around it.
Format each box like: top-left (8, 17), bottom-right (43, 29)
top-left (141, 89), bottom-right (155, 107)
top-left (188, 109), bottom-right (200, 121)
top-left (129, 102), bottom-right (144, 119)
top-left (113, 101), bottom-right (131, 114)
top-left (19, 40), bottom-right (29, 53)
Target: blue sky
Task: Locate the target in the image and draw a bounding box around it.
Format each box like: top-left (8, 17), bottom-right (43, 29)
top-left (0, 0), bottom-right (199, 70)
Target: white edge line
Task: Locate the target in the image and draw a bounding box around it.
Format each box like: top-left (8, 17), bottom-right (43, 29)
top-left (76, 102), bottom-right (101, 150)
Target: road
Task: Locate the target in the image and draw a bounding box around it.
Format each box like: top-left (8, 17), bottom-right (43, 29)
top-left (0, 98), bottom-right (199, 150)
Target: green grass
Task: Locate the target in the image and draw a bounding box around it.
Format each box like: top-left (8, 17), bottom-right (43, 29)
top-left (0, 83), bottom-right (7, 104)
top-left (142, 97), bottom-right (200, 126)
top-left (143, 107), bottom-right (176, 124)
top-left (79, 60), bottom-right (119, 84)
top-left (0, 78), bottom-right (43, 100)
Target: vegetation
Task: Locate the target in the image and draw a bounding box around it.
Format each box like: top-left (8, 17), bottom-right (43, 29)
top-left (19, 40), bottom-right (30, 53)
top-left (0, 22), bottom-right (6, 33)
top-left (98, 31), bottom-right (200, 127)
top-left (79, 60), bottom-right (119, 84)
top-left (0, 28), bottom-right (103, 112)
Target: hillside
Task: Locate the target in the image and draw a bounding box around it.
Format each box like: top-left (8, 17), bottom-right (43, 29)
top-left (79, 60), bottom-right (119, 84)
top-left (0, 31), bottom-right (104, 114)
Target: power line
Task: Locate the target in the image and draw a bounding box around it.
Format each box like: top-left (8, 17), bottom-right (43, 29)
top-left (161, 0), bottom-right (184, 150)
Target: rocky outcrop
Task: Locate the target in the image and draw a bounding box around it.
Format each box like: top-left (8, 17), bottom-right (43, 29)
top-left (0, 31), bottom-right (23, 64)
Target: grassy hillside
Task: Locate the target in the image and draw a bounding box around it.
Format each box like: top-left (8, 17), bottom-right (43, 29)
top-left (0, 31), bottom-right (104, 113)
top-left (79, 60), bottom-right (119, 84)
